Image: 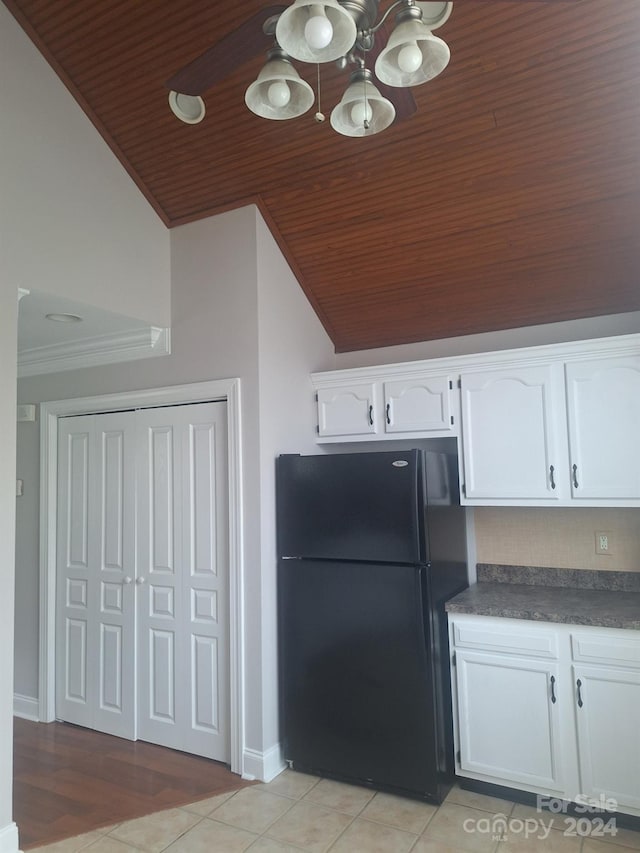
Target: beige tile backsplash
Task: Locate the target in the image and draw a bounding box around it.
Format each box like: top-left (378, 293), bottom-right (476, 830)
top-left (474, 507), bottom-right (640, 571)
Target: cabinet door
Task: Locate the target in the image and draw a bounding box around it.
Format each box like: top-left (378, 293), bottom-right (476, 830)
top-left (460, 364), bottom-right (565, 500)
top-left (573, 665), bottom-right (640, 812)
top-left (566, 356), bottom-right (640, 500)
top-left (316, 383), bottom-right (378, 438)
top-left (455, 650), bottom-right (564, 791)
top-left (383, 376), bottom-right (452, 434)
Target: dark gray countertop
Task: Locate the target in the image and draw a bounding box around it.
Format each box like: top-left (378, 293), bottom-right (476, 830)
top-left (445, 565), bottom-right (640, 630)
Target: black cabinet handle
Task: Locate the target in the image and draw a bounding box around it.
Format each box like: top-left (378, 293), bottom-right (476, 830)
top-left (386, 403), bottom-right (391, 425)
top-left (572, 464), bottom-right (579, 489)
top-left (368, 405), bottom-right (374, 426)
top-left (576, 678), bottom-right (583, 708)
top-left (550, 675), bottom-right (556, 704)
top-left (549, 465), bottom-right (556, 490)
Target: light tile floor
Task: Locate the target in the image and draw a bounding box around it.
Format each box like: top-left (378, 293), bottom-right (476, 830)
top-left (29, 771), bottom-right (640, 853)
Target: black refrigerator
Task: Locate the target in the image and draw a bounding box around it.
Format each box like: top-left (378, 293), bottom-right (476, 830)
top-left (276, 448), bottom-right (468, 803)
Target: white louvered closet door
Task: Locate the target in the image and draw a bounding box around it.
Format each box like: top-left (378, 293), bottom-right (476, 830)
top-left (56, 401), bottom-right (229, 762)
top-left (56, 412), bottom-right (137, 739)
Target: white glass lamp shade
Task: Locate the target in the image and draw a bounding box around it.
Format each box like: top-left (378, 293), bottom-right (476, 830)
top-left (415, 2), bottom-right (453, 30)
top-left (375, 19), bottom-right (450, 87)
top-left (276, 0), bottom-right (357, 63)
top-left (245, 55), bottom-right (315, 120)
top-left (330, 71), bottom-right (396, 137)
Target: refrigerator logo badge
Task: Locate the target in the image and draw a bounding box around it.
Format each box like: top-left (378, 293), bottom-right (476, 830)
top-left (392, 460), bottom-right (409, 467)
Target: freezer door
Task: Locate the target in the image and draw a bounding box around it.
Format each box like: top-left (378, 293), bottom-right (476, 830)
top-left (276, 451), bottom-right (424, 563)
top-left (278, 559), bottom-right (440, 799)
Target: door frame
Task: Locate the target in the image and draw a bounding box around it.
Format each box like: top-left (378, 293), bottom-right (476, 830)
top-left (38, 378), bottom-right (245, 775)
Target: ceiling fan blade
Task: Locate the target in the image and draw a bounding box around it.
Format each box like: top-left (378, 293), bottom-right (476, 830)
top-left (165, 5), bottom-right (287, 96)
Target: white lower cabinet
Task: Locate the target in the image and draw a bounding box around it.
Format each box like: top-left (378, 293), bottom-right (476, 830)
top-left (571, 627), bottom-right (640, 814)
top-left (449, 615), bottom-right (640, 817)
top-left (456, 650), bottom-right (563, 791)
top-left (573, 664), bottom-right (640, 812)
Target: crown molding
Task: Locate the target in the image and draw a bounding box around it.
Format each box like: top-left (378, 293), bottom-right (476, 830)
top-left (18, 326), bottom-right (171, 378)
top-left (312, 332), bottom-right (640, 387)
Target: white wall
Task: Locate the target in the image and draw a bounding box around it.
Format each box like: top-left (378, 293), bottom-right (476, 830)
top-left (333, 311), bottom-right (640, 369)
top-left (0, 284), bottom-right (18, 848)
top-left (0, 4), bottom-right (170, 326)
top-left (3, 5), bottom-right (168, 844)
top-left (16, 206), bottom-right (261, 697)
top-left (254, 210), bottom-right (336, 763)
top-left (15, 205), bottom-right (335, 782)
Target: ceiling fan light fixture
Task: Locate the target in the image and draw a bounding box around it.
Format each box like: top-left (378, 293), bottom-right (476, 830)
top-left (414, 1), bottom-right (453, 30)
top-left (375, 9), bottom-right (450, 87)
top-left (245, 49), bottom-right (315, 120)
top-left (330, 68), bottom-right (396, 137)
top-left (304, 8), bottom-right (334, 49)
top-left (276, 0), bottom-right (358, 63)
top-left (168, 91), bottom-right (206, 124)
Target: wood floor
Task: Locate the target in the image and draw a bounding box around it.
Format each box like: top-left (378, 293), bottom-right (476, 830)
top-left (13, 718), bottom-right (252, 850)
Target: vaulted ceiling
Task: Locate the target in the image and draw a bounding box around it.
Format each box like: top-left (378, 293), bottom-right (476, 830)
top-left (6, 0), bottom-right (640, 352)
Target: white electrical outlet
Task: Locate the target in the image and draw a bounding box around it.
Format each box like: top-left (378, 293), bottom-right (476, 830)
top-left (595, 531), bottom-right (612, 555)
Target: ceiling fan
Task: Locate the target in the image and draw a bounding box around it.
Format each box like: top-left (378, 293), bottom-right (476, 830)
top-left (165, 0), bottom-right (576, 137)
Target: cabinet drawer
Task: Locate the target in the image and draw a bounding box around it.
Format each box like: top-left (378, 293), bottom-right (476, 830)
top-left (571, 632), bottom-right (640, 669)
top-left (453, 620), bottom-right (559, 659)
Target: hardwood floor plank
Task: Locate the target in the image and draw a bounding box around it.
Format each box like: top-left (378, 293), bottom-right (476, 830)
top-left (13, 719), bottom-right (252, 850)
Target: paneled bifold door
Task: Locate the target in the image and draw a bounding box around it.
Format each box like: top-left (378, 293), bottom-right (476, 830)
top-left (56, 402), bottom-right (229, 763)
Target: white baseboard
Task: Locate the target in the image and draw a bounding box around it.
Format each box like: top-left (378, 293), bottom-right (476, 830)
top-left (13, 694), bottom-right (39, 722)
top-left (0, 821), bottom-right (20, 853)
top-left (242, 744), bottom-right (286, 783)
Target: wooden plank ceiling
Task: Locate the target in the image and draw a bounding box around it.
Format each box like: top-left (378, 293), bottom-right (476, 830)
top-left (5, 0), bottom-right (640, 352)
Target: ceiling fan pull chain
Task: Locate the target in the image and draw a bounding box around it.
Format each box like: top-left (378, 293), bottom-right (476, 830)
top-left (363, 72), bottom-right (370, 130)
top-left (314, 63), bottom-right (325, 123)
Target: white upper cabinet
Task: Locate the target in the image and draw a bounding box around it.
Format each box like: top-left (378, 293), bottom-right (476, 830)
top-left (460, 364), bottom-right (565, 501)
top-left (459, 347), bottom-right (640, 506)
top-left (565, 356), bottom-right (640, 500)
top-left (383, 376), bottom-right (453, 434)
top-left (314, 372), bottom-right (456, 441)
top-left (311, 334), bottom-right (640, 504)
top-left (317, 383), bottom-right (378, 438)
